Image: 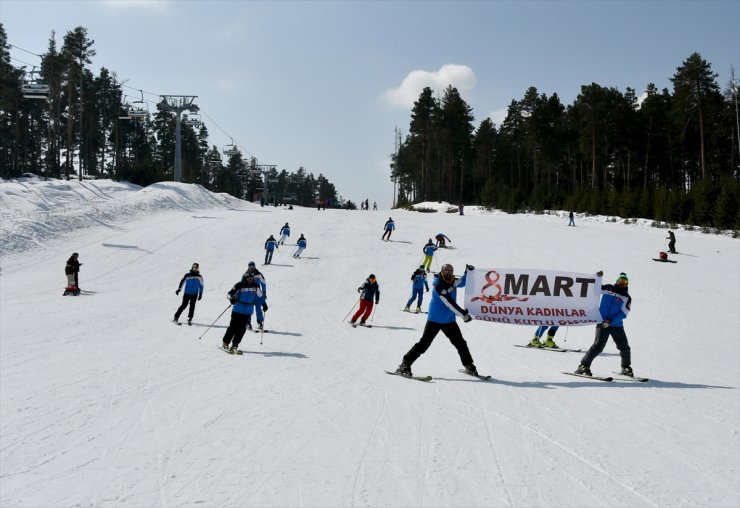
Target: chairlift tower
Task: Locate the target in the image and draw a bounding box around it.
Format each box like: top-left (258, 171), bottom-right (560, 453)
top-left (255, 164), bottom-right (276, 202)
top-left (157, 95), bottom-right (198, 182)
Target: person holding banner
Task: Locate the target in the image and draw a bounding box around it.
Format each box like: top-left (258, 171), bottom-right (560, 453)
top-left (529, 325), bottom-right (560, 348)
top-left (395, 264), bottom-right (479, 377)
top-left (575, 272), bottom-right (634, 377)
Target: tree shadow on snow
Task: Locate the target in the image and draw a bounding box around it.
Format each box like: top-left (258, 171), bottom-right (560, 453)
top-left (547, 380), bottom-right (735, 389)
top-left (102, 243), bottom-right (153, 254)
top-left (433, 377), bottom-right (555, 389)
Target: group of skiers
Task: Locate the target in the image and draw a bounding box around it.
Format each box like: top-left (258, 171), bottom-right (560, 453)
top-left (263, 223), bottom-right (308, 264)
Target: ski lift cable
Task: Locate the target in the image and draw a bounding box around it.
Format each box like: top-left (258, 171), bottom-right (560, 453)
top-left (199, 108), bottom-right (256, 160)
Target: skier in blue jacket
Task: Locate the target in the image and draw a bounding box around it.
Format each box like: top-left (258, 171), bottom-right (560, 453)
top-left (247, 261), bottom-right (268, 330)
top-left (293, 234), bottom-right (307, 258)
top-left (173, 263), bottom-right (204, 325)
top-left (575, 272), bottom-right (634, 377)
top-left (222, 271), bottom-right (263, 353)
top-left (278, 223), bottom-right (290, 245)
top-left (421, 239), bottom-right (437, 272)
top-left (381, 218), bottom-right (395, 241)
top-left (396, 264), bottom-right (480, 377)
top-left (404, 265), bottom-right (429, 313)
top-left (264, 234), bottom-right (279, 265)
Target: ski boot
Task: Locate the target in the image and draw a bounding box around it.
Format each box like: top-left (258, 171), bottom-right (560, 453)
top-left (222, 342), bottom-right (230, 351)
top-left (621, 366), bottom-right (634, 377)
top-left (463, 363), bottom-right (479, 376)
top-left (257, 322), bottom-right (264, 331)
top-left (173, 315), bottom-right (179, 324)
top-left (403, 305), bottom-right (410, 312)
top-left (543, 335), bottom-right (559, 348)
top-left (529, 337), bottom-right (543, 348)
top-left (415, 306), bottom-right (421, 314)
top-left (395, 362), bottom-right (412, 377)
top-left (187, 319), bottom-right (192, 326)
top-left (229, 346), bottom-right (237, 354)
top-left (246, 324), bottom-right (253, 331)
top-left (575, 364), bottom-right (592, 376)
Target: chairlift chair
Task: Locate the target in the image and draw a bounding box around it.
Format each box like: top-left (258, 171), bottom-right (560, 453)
top-left (128, 89), bottom-right (148, 120)
top-left (223, 138), bottom-right (238, 156)
top-left (183, 114), bottom-right (201, 127)
top-left (22, 68), bottom-right (50, 100)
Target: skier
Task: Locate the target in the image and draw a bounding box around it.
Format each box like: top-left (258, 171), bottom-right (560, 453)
top-left (434, 233), bottom-right (451, 248)
top-left (373, 201), bottom-right (377, 211)
top-left (575, 272), bottom-right (634, 377)
top-left (568, 211), bottom-right (575, 226)
top-left (293, 234), bottom-right (307, 258)
top-left (264, 234), bottom-right (279, 265)
top-left (247, 261), bottom-right (268, 330)
top-left (173, 262), bottom-right (204, 325)
top-left (381, 217), bottom-right (395, 241)
top-left (222, 271), bottom-right (263, 353)
top-left (395, 264), bottom-right (480, 377)
top-left (278, 222), bottom-right (290, 245)
top-left (529, 325), bottom-right (560, 348)
top-left (404, 265), bottom-right (429, 313)
top-left (458, 203), bottom-right (464, 215)
top-left (421, 239), bottom-right (437, 272)
top-left (667, 230), bottom-right (677, 253)
top-left (350, 274), bottom-right (380, 327)
top-left (64, 252), bottom-right (82, 295)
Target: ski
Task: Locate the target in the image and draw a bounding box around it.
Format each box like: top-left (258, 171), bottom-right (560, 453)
top-left (253, 329), bottom-right (268, 333)
top-left (652, 258), bottom-right (678, 263)
top-left (384, 370), bottom-right (432, 382)
top-left (173, 320), bottom-right (182, 326)
top-left (401, 309), bottom-right (427, 314)
top-left (219, 346), bottom-right (243, 355)
top-left (515, 344), bottom-right (582, 353)
top-left (562, 372), bottom-right (613, 382)
top-left (458, 369), bottom-right (492, 381)
top-left (612, 372), bottom-right (649, 382)
top-left (349, 322), bottom-right (372, 328)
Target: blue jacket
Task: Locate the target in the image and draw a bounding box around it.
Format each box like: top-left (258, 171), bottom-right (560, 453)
top-left (280, 226), bottom-right (290, 237)
top-left (265, 238), bottom-right (278, 251)
top-left (297, 237), bottom-right (307, 248)
top-left (427, 271), bottom-right (468, 324)
top-left (410, 269), bottom-right (429, 291)
top-left (250, 268), bottom-right (267, 303)
top-left (358, 279), bottom-right (380, 303)
top-left (598, 284), bottom-right (631, 327)
top-left (228, 279), bottom-right (263, 315)
top-left (423, 243), bottom-right (437, 256)
top-left (178, 271), bottom-right (204, 297)
top-left (384, 220), bottom-right (395, 231)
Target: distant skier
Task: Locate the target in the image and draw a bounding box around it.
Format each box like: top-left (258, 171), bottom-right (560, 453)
top-left (421, 239), bottom-right (437, 272)
top-left (404, 265), bottom-right (429, 313)
top-left (382, 218), bottom-right (395, 241)
top-left (568, 211), bottom-right (575, 226)
top-left (667, 231), bottom-right (677, 253)
top-left (222, 271), bottom-right (263, 353)
top-left (575, 272), bottom-right (634, 377)
top-left (279, 223), bottom-right (290, 245)
top-left (435, 233), bottom-right (451, 248)
top-left (247, 261), bottom-right (268, 331)
top-left (528, 325), bottom-right (559, 348)
top-left (458, 203), bottom-right (464, 215)
top-left (373, 201), bottom-right (377, 211)
top-left (264, 234), bottom-right (279, 265)
top-left (64, 252), bottom-right (82, 295)
top-left (293, 234), bottom-right (307, 258)
top-left (350, 274), bottom-right (380, 327)
top-left (395, 264), bottom-right (480, 378)
top-left (173, 262), bottom-right (204, 325)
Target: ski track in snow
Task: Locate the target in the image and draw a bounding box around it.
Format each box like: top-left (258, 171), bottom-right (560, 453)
top-left (1, 179), bottom-right (738, 507)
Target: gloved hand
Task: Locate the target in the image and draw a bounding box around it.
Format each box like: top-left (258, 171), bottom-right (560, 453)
top-left (375, 299), bottom-right (380, 305)
top-left (198, 295), bottom-right (202, 301)
top-left (357, 287), bottom-right (363, 293)
top-left (228, 295), bottom-right (237, 304)
top-left (176, 289), bottom-right (180, 295)
top-left (596, 270), bottom-right (604, 277)
top-left (601, 320), bottom-right (610, 328)
top-left (462, 311), bottom-right (473, 323)
top-left (466, 264), bottom-right (475, 271)
top-left (426, 288), bottom-right (429, 292)
top-left (262, 303), bottom-right (268, 312)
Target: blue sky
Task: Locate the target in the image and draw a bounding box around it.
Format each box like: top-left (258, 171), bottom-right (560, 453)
top-left (3, 0), bottom-right (739, 207)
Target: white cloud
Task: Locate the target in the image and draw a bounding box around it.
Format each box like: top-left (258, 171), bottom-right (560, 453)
top-left (486, 107), bottom-right (508, 127)
top-left (103, 0), bottom-right (169, 10)
top-left (381, 64), bottom-right (476, 108)
top-left (636, 91), bottom-right (648, 109)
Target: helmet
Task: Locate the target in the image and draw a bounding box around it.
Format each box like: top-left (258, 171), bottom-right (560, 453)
top-left (248, 261), bottom-right (256, 268)
top-left (368, 274), bottom-right (376, 281)
top-left (191, 263), bottom-right (200, 272)
top-left (440, 264), bottom-right (454, 283)
top-left (659, 251), bottom-right (668, 261)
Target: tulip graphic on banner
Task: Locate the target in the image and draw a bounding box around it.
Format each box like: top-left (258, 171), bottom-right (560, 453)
top-left (465, 268), bottom-right (603, 326)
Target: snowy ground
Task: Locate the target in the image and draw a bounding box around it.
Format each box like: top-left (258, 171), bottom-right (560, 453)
top-left (1, 178), bottom-right (738, 508)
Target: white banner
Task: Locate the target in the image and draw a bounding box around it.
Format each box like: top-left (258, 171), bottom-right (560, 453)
top-left (464, 268), bottom-right (602, 326)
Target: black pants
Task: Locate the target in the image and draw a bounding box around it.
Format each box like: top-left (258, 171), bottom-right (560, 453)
top-left (668, 240), bottom-right (676, 253)
top-left (580, 325), bottom-right (631, 369)
top-left (222, 312), bottom-right (252, 348)
top-left (175, 294), bottom-right (198, 320)
top-left (265, 250), bottom-right (274, 264)
top-left (403, 321), bottom-right (474, 366)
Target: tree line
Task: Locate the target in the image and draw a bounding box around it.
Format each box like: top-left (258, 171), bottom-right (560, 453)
top-left (391, 53), bottom-right (740, 230)
top-left (0, 23), bottom-right (342, 208)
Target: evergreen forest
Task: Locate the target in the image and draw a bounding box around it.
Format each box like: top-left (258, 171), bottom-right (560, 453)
top-left (391, 54), bottom-right (740, 231)
top-left (0, 24), bottom-right (343, 208)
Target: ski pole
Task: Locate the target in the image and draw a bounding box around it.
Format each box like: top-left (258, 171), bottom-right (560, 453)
top-left (370, 302), bottom-right (378, 323)
top-left (199, 303), bottom-right (231, 339)
top-left (342, 298), bottom-right (360, 323)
